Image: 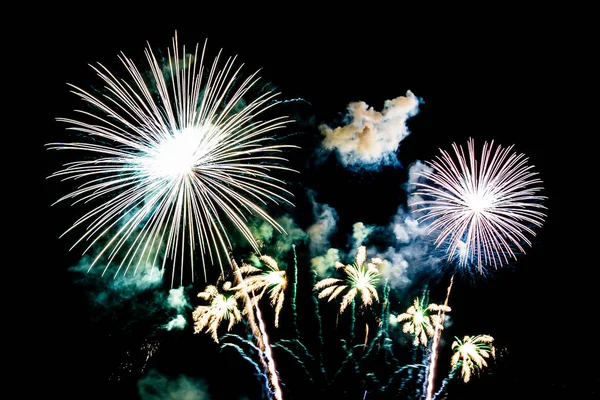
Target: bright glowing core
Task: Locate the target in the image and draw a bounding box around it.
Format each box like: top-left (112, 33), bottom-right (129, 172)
top-left (150, 127), bottom-right (203, 178)
top-left (414, 311), bottom-right (425, 325)
top-left (461, 342), bottom-right (475, 354)
top-left (266, 272), bottom-right (285, 286)
top-left (465, 192), bottom-right (493, 214)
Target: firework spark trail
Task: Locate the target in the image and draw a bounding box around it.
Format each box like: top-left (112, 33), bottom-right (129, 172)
top-left (424, 275), bottom-right (454, 400)
top-left (278, 339), bottom-right (318, 366)
top-left (432, 366), bottom-right (458, 400)
top-left (349, 300), bottom-right (356, 345)
top-left (359, 282), bottom-right (400, 391)
top-left (364, 372), bottom-right (381, 388)
top-left (291, 244), bottom-right (299, 339)
top-left (140, 339), bottom-right (160, 373)
top-left (310, 269), bottom-right (328, 381)
top-left (271, 343), bottom-right (315, 384)
top-left (412, 364), bottom-right (429, 400)
top-left (230, 254), bottom-right (264, 343)
top-left (412, 138), bottom-right (546, 273)
top-left (230, 254), bottom-right (283, 400)
top-left (221, 333), bottom-right (262, 352)
top-left (274, 339), bottom-right (329, 389)
top-left (381, 364), bottom-right (425, 394)
top-left (382, 337), bottom-right (399, 370)
top-left (48, 33), bottom-right (297, 286)
top-left (381, 281), bottom-right (390, 332)
top-left (361, 281), bottom-right (392, 361)
top-left (403, 346), bottom-right (421, 393)
top-left (332, 339), bottom-right (360, 384)
top-left (221, 342), bottom-right (269, 396)
top-left (254, 292), bottom-right (284, 400)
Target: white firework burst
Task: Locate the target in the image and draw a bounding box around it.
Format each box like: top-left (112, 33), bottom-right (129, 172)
top-left (411, 138), bottom-right (546, 272)
top-left (47, 34), bottom-right (297, 286)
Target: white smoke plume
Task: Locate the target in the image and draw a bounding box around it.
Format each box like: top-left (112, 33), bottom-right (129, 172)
top-left (319, 91), bottom-right (420, 168)
top-left (377, 249), bottom-right (411, 289)
top-left (166, 286), bottom-right (190, 313)
top-left (164, 314), bottom-right (187, 331)
top-left (352, 222), bottom-right (375, 248)
top-left (306, 194), bottom-right (339, 258)
top-left (382, 203), bottom-right (444, 287)
top-left (392, 207), bottom-right (427, 244)
top-left (406, 160), bottom-right (434, 209)
top-left (163, 286), bottom-right (191, 331)
top-left (311, 248), bottom-right (341, 277)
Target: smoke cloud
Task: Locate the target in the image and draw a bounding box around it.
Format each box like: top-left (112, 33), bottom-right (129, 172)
top-left (382, 204), bottom-right (444, 288)
top-left (166, 286), bottom-right (190, 313)
top-left (406, 160), bottom-right (433, 209)
top-left (248, 214), bottom-right (308, 262)
top-left (319, 91), bottom-right (420, 169)
top-left (70, 257), bottom-right (193, 332)
top-left (164, 314), bottom-right (187, 331)
top-left (351, 222), bottom-right (375, 249)
top-left (391, 207), bottom-right (427, 244)
top-left (70, 258), bottom-right (164, 307)
top-left (163, 286), bottom-right (191, 331)
top-left (308, 202), bottom-right (442, 288)
top-left (311, 248), bottom-right (341, 277)
top-left (138, 369), bottom-right (211, 399)
top-left (306, 194), bottom-right (339, 258)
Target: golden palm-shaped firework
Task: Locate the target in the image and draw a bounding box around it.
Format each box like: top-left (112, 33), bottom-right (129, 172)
top-left (451, 334), bottom-right (496, 383)
top-left (236, 255), bottom-right (288, 327)
top-left (397, 297), bottom-right (451, 347)
top-left (192, 281), bottom-right (243, 342)
top-left (314, 246), bottom-right (382, 313)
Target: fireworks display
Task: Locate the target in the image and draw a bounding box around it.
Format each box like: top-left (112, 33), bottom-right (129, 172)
top-left (397, 297), bottom-right (451, 347)
top-left (47, 34), bottom-right (296, 286)
top-left (192, 281), bottom-right (243, 342)
top-left (313, 246), bottom-right (382, 314)
top-left (41, 24), bottom-right (564, 400)
top-left (411, 138), bottom-right (546, 273)
top-left (451, 335), bottom-right (496, 383)
top-left (237, 254), bottom-right (288, 327)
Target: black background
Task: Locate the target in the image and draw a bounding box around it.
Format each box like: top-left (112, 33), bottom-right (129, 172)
top-left (15, 5), bottom-right (593, 399)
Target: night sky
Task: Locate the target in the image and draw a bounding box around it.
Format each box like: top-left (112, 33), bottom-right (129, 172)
top-left (22, 7), bottom-right (592, 400)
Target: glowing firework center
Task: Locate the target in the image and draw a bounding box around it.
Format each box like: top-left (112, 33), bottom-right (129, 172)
top-left (144, 126), bottom-right (216, 179)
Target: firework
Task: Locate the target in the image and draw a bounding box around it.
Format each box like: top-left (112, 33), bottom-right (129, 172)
top-left (361, 280), bottom-right (392, 362)
top-left (192, 281), bottom-right (243, 343)
top-left (47, 33), bottom-right (297, 285)
top-left (271, 342), bottom-right (315, 385)
top-left (313, 246), bottom-right (382, 314)
top-left (236, 254), bottom-right (288, 327)
top-left (220, 340), bottom-right (270, 396)
top-left (451, 334), bottom-right (496, 383)
top-left (229, 254), bottom-right (283, 400)
top-left (412, 138), bottom-right (546, 272)
top-left (254, 292), bottom-right (284, 400)
top-left (424, 275), bottom-right (454, 400)
top-left (291, 244), bottom-right (299, 338)
top-left (397, 297), bottom-right (450, 347)
top-left (310, 268), bottom-right (328, 381)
